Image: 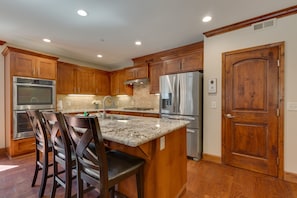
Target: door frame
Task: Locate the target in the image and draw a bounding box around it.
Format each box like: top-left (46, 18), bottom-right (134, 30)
top-left (221, 42), bottom-right (285, 178)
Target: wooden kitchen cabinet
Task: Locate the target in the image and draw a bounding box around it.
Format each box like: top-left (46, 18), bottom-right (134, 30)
top-left (110, 70), bottom-right (132, 96)
top-left (57, 62), bottom-right (76, 94)
top-left (57, 62), bottom-right (110, 95)
top-left (2, 46), bottom-right (58, 158)
top-left (95, 70), bottom-right (110, 95)
top-left (149, 61), bottom-right (164, 94)
top-left (4, 47), bottom-right (57, 80)
top-left (75, 67), bottom-right (95, 94)
top-left (125, 64), bottom-right (149, 80)
top-left (163, 50), bottom-right (203, 74)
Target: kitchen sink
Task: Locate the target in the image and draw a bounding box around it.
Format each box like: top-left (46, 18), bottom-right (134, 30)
top-left (100, 114), bottom-right (132, 121)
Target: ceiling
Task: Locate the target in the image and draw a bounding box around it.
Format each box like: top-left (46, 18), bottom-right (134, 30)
top-left (1, 0), bottom-right (296, 70)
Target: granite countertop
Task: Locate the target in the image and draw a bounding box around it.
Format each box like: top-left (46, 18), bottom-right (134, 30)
top-left (94, 114), bottom-right (189, 147)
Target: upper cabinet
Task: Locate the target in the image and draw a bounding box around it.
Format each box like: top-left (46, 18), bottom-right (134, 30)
top-left (110, 69), bottom-right (133, 96)
top-left (125, 64), bottom-right (149, 80)
top-left (149, 62), bottom-right (164, 94)
top-left (162, 50), bottom-right (203, 74)
top-left (132, 41), bottom-right (204, 93)
top-left (57, 62), bottom-right (100, 95)
top-left (95, 70), bottom-right (110, 95)
top-left (75, 67), bottom-right (95, 94)
top-left (2, 46), bottom-right (58, 80)
top-left (57, 62), bottom-right (75, 94)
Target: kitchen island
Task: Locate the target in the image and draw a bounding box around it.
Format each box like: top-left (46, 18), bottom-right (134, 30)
top-left (95, 114), bottom-right (189, 198)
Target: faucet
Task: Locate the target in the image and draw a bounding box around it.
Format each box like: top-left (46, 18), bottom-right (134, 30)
top-left (102, 95), bottom-right (113, 118)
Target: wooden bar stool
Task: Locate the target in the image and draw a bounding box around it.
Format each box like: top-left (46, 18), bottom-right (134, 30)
top-left (63, 115), bottom-right (145, 198)
top-left (26, 110), bottom-right (53, 198)
top-left (42, 111), bottom-right (76, 198)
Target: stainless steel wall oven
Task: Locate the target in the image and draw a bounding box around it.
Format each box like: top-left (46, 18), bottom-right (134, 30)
top-left (13, 76), bottom-right (56, 139)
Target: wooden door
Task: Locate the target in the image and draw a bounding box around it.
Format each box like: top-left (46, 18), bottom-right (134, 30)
top-left (222, 43), bottom-right (284, 177)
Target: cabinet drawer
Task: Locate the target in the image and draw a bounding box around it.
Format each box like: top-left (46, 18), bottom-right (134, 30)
top-left (11, 138), bottom-right (35, 157)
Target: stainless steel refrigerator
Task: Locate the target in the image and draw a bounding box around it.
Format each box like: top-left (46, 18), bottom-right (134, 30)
top-left (160, 71), bottom-right (203, 160)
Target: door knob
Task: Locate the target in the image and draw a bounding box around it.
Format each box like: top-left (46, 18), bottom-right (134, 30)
top-left (225, 113), bottom-right (235, 118)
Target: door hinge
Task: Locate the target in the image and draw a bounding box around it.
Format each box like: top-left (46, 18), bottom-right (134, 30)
top-left (276, 108), bottom-right (280, 117)
top-left (277, 59), bottom-right (280, 67)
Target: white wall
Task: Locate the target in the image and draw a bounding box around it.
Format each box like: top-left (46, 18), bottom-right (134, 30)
top-left (203, 14), bottom-right (297, 173)
top-left (0, 45), bottom-right (5, 149)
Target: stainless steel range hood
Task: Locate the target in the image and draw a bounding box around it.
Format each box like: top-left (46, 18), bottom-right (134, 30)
top-left (124, 78), bottom-right (149, 86)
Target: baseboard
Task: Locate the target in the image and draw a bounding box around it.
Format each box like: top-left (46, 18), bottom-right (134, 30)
top-left (0, 148), bottom-right (6, 156)
top-left (202, 153), bottom-right (222, 164)
top-left (284, 171), bottom-right (297, 184)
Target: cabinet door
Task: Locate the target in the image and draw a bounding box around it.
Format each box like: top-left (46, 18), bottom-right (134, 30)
top-left (118, 70), bottom-right (132, 95)
top-left (181, 51), bottom-right (203, 72)
top-left (95, 71), bottom-right (110, 95)
top-left (135, 65), bottom-right (148, 79)
top-left (76, 67), bottom-right (95, 94)
top-left (57, 62), bottom-right (75, 94)
top-left (110, 70), bottom-right (132, 96)
top-left (149, 62), bottom-right (164, 94)
top-left (125, 67), bottom-right (136, 80)
top-left (125, 65), bottom-right (148, 80)
top-left (36, 57), bottom-right (57, 79)
top-left (11, 52), bottom-right (35, 77)
top-left (110, 71), bottom-right (120, 95)
top-left (163, 58), bottom-right (181, 74)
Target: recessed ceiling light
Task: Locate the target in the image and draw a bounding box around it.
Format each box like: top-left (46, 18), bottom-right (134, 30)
top-left (202, 16), bottom-right (212, 23)
top-left (77, 9), bottom-right (88, 16)
top-left (43, 38), bottom-right (51, 43)
top-left (97, 54), bottom-right (103, 58)
top-left (135, 41), bottom-right (142, 46)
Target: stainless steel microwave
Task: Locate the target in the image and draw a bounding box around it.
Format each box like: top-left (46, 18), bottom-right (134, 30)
top-left (13, 76), bottom-right (56, 110)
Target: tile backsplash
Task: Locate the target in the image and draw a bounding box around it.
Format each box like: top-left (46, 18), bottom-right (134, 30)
top-left (57, 84), bottom-right (159, 111)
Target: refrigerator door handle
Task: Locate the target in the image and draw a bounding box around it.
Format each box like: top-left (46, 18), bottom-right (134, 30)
top-left (175, 75), bottom-right (179, 114)
top-left (187, 129), bottom-right (196, 134)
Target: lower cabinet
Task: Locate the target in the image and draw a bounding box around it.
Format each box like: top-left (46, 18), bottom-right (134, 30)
top-left (8, 138), bottom-right (35, 157)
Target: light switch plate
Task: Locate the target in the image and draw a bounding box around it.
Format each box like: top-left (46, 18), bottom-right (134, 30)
top-left (287, 102), bottom-right (297, 111)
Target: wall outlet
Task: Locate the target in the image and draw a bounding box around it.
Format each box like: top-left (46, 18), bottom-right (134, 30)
top-left (160, 136), bottom-right (165, 150)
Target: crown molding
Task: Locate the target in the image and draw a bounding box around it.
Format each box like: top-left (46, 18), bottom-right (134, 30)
top-left (203, 5), bottom-right (297, 38)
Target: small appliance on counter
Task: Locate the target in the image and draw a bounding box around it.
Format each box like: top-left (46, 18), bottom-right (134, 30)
top-left (160, 71), bottom-right (203, 160)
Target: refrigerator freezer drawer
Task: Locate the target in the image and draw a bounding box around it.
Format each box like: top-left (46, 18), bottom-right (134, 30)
top-left (186, 128), bottom-right (202, 160)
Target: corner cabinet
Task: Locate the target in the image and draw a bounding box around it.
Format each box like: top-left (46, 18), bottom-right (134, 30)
top-left (2, 46), bottom-right (58, 157)
top-left (110, 69), bottom-right (133, 96)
